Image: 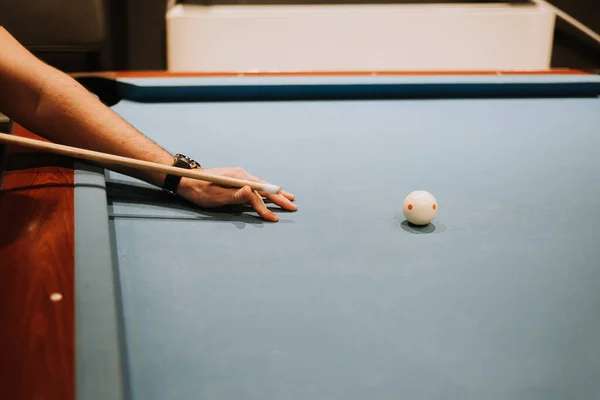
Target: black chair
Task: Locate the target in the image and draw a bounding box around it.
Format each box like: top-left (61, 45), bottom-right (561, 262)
top-left (0, 0), bottom-right (111, 72)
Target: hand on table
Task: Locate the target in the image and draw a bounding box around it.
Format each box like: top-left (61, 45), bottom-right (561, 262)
top-left (177, 167), bottom-right (297, 222)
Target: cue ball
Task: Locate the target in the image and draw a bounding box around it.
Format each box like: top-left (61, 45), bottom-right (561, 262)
top-left (403, 190), bottom-right (438, 225)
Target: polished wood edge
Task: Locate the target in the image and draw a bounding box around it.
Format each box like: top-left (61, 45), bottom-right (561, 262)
top-left (70, 68), bottom-right (592, 79)
top-left (0, 125), bottom-right (75, 400)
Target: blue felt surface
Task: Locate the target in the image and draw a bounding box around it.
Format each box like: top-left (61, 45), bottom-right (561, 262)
top-left (102, 94), bottom-right (600, 399)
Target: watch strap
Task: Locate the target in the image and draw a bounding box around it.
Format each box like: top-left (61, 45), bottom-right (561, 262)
top-left (163, 154), bottom-right (200, 195)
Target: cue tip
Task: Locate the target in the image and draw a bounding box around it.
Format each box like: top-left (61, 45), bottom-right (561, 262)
top-left (263, 184), bottom-right (281, 195)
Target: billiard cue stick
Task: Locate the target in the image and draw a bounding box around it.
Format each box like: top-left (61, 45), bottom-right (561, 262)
top-left (0, 132), bottom-right (281, 194)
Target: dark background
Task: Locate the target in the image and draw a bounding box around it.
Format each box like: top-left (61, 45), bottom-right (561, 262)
top-left (1, 0), bottom-right (599, 72)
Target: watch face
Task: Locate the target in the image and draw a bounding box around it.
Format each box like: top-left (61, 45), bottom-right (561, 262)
top-left (174, 154), bottom-right (200, 169)
top-left (174, 159), bottom-right (191, 168)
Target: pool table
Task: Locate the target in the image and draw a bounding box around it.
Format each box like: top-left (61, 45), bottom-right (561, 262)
top-left (2, 70), bottom-right (600, 400)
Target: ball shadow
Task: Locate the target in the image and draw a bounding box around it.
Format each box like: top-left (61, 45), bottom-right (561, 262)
top-left (394, 213), bottom-right (440, 234)
top-left (400, 220), bottom-right (436, 234)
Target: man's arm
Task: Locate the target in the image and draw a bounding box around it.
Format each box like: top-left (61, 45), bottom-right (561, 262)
top-left (0, 26), bottom-right (295, 221)
top-left (0, 27), bottom-right (174, 187)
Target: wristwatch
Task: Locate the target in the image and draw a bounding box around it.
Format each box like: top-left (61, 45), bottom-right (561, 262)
top-left (163, 153), bottom-right (201, 195)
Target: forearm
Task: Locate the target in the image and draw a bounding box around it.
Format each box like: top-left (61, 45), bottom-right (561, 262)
top-left (30, 71), bottom-right (174, 186)
top-left (0, 26), bottom-right (173, 187)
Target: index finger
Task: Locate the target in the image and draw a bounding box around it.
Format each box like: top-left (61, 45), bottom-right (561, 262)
top-left (232, 186), bottom-right (279, 222)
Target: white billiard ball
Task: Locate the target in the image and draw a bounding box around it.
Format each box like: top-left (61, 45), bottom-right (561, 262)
top-left (403, 190), bottom-right (438, 225)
